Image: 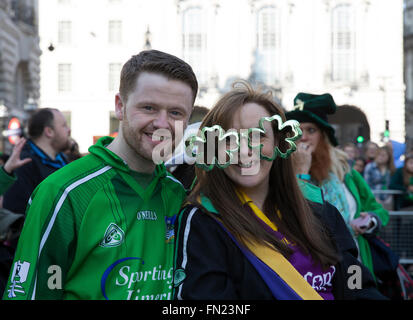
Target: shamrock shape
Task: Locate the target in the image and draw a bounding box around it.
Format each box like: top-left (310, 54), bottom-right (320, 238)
top-left (185, 125), bottom-right (239, 171)
top-left (244, 115), bottom-right (302, 161)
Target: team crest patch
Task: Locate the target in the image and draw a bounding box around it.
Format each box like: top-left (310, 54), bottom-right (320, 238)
top-left (7, 260), bottom-right (30, 298)
top-left (173, 268), bottom-right (186, 288)
top-left (100, 223), bottom-right (125, 248)
top-left (165, 215), bottom-right (176, 244)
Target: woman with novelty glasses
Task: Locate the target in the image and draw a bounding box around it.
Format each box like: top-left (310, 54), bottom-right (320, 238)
top-left (173, 82), bottom-right (384, 300)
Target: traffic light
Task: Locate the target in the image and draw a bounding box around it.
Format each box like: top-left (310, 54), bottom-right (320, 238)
top-left (384, 120), bottom-right (390, 138)
top-left (356, 126), bottom-right (364, 145)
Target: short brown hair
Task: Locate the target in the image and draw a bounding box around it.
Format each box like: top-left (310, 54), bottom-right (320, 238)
top-left (28, 108), bottom-right (59, 139)
top-left (119, 50), bottom-right (198, 103)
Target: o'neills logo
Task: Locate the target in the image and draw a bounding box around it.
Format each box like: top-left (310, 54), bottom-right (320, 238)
top-left (137, 210), bottom-right (158, 221)
top-left (101, 257), bottom-right (173, 300)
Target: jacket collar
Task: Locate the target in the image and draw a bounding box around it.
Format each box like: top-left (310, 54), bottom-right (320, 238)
top-left (28, 140), bottom-right (67, 169)
top-left (88, 136), bottom-right (167, 177)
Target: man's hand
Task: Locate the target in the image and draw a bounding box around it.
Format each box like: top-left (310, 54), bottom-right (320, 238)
top-left (4, 138), bottom-right (32, 174)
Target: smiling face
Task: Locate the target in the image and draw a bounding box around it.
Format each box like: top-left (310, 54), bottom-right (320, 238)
top-left (222, 102), bottom-right (275, 193)
top-left (116, 72), bottom-right (193, 165)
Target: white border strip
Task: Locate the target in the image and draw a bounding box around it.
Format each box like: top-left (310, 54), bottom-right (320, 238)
top-left (177, 207), bottom-right (198, 300)
top-left (31, 165), bottom-right (112, 299)
top-left (165, 174), bottom-right (184, 187)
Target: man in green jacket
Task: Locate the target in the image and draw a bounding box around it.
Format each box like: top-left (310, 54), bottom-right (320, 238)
top-left (3, 50), bottom-right (198, 300)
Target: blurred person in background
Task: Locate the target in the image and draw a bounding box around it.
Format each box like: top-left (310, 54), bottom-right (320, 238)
top-left (167, 105), bottom-right (209, 191)
top-left (364, 141), bottom-right (379, 165)
top-left (343, 142), bottom-right (359, 167)
top-left (389, 152), bottom-right (413, 210)
top-left (353, 157), bottom-right (367, 176)
top-left (63, 138), bottom-right (82, 163)
top-left (286, 92), bottom-right (389, 282)
top-left (364, 146), bottom-right (396, 209)
top-left (2, 108), bottom-right (70, 215)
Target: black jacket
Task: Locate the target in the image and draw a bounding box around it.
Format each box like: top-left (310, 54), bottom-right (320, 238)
top-left (173, 200), bottom-right (386, 300)
top-left (3, 140), bottom-right (67, 215)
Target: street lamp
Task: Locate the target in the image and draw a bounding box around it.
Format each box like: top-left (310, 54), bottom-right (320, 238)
top-left (144, 26), bottom-right (151, 50)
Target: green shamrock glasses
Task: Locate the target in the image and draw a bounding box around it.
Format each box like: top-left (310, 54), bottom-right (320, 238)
top-left (185, 115), bottom-right (302, 171)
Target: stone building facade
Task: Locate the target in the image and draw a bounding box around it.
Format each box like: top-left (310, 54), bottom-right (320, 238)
top-left (0, 0), bottom-right (40, 152)
top-left (39, 0), bottom-right (405, 152)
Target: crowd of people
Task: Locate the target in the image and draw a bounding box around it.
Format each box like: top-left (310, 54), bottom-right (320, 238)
top-left (0, 49), bottom-right (411, 301)
top-left (341, 140), bottom-right (413, 211)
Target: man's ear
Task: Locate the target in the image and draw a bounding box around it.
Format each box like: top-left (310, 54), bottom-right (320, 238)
top-left (115, 93), bottom-right (124, 121)
top-left (44, 126), bottom-right (54, 139)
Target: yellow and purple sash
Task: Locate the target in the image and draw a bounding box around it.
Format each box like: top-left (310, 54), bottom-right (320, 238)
top-left (200, 193), bottom-right (323, 300)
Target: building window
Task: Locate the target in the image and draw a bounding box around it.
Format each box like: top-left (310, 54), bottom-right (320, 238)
top-left (14, 62), bottom-right (28, 109)
top-left (108, 63), bottom-right (122, 92)
top-left (331, 4), bottom-right (356, 82)
top-left (58, 21), bottom-right (72, 45)
top-left (58, 63), bottom-right (72, 92)
top-left (108, 20), bottom-right (122, 44)
top-left (182, 7), bottom-right (206, 84)
top-left (256, 7), bottom-right (280, 85)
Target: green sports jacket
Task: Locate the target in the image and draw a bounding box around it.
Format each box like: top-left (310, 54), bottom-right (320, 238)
top-left (3, 136), bottom-right (186, 300)
top-left (344, 169), bottom-right (389, 280)
top-left (0, 166), bottom-right (16, 196)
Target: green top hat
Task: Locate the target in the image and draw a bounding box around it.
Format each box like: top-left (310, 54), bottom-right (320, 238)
top-left (285, 92), bottom-right (338, 146)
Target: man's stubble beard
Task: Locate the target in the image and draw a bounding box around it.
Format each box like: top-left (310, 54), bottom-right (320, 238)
top-left (52, 136), bottom-right (71, 154)
top-left (122, 116), bottom-right (154, 163)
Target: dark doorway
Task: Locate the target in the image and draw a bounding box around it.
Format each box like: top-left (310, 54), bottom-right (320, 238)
top-left (328, 105), bottom-right (370, 146)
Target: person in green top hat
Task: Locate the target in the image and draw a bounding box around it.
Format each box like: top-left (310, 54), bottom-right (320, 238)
top-left (286, 92), bottom-right (389, 284)
top-left (286, 93), bottom-right (338, 147)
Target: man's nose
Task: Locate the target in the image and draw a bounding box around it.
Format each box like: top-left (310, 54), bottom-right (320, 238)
top-left (153, 110), bottom-right (169, 129)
